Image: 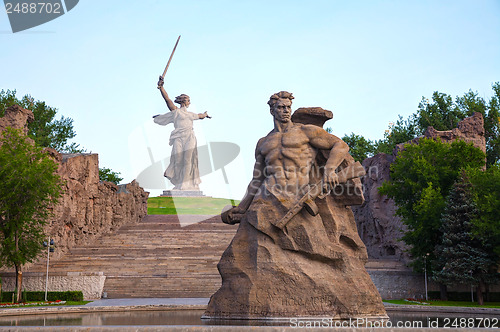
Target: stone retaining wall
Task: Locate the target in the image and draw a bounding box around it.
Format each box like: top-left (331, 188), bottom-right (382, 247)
top-left (368, 269), bottom-right (500, 300)
top-left (0, 272), bottom-right (105, 300)
top-left (368, 270), bottom-right (430, 299)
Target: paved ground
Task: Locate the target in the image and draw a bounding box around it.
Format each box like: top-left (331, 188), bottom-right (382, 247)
top-left (84, 298), bottom-right (209, 307)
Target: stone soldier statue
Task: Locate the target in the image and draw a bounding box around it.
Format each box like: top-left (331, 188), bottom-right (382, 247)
top-left (204, 91), bottom-right (387, 320)
top-left (153, 77), bottom-right (210, 190)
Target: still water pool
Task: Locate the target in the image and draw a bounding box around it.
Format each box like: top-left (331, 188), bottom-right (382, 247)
top-left (0, 310), bottom-right (498, 328)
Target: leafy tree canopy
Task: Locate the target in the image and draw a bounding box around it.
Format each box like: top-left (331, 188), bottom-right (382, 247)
top-left (378, 138), bottom-right (486, 272)
top-left (343, 82), bottom-right (500, 166)
top-left (0, 89), bottom-right (83, 153)
top-left (341, 133), bottom-right (376, 162)
top-left (1, 89), bottom-right (124, 184)
top-left (417, 84), bottom-right (500, 166)
top-left (374, 115), bottom-right (419, 155)
top-left (99, 167), bottom-right (123, 185)
top-left (466, 165), bottom-right (500, 256)
top-left (416, 92), bottom-right (466, 131)
top-left (0, 128), bottom-right (64, 301)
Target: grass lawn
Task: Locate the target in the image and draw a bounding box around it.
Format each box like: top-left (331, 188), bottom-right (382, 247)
top-left (148, 196), bottom-right (240, 215)
top-left (384, 299), bottom-right (500, 308)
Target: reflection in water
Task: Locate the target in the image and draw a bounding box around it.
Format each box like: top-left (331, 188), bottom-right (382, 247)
top-left (0, 310), bottom-right (498, 327)
top-left (0, 310), bottom-right (204, 326)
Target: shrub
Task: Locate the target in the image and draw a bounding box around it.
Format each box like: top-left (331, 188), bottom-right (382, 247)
top-left (1, 291), bottom-right (83, 302)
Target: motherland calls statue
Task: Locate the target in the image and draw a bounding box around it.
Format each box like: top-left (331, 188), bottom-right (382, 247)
top-left (204, 91), bottom-right (387, 320)
top-left (153, 77), bottom-right (210, 191)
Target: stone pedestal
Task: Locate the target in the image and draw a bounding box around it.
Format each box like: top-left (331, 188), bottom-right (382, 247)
top-left (203, 190), bottom-right (388, 321)
top-left (162, 190), bottom-right (205, 197)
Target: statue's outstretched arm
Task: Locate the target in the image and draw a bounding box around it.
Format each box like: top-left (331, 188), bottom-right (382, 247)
top-left (197, 111), bottom-right (211, 119)
top-left (157, 77), bottom-right (176, 111)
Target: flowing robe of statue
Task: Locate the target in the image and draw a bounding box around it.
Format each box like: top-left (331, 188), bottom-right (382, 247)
top-left (154, 106), bottom-right (201, 190)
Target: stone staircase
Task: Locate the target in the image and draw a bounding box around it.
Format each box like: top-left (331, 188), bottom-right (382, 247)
top-left (26, 215), bottom-right (237, 298)
top-left (24, 214), bottom-right (414, 299)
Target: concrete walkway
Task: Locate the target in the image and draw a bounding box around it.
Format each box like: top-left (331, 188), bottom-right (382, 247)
top-left (84, 298), bottom-right (209, 307)
top-left (0, 298), bottom-right (209, 318)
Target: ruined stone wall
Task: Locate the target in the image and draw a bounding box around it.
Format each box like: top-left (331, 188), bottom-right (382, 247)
top-left (0, 105), bottom-right (149, 265)
top-left (354, 112), bottom-right (486, 263)
top-left (47, 152), bottom-right (149, 261)
top-left (352, 153), bottom-right (406, 261)
top-left (0, 104), bottom-right (33, 135)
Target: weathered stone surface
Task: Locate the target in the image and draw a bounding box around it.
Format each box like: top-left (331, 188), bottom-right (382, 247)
top-left (291, 107), bottom-right (333, 127)
top-left (1, 272), bottom-right (105, 300)
top-left (205, 194), bottom-right (387, 319)
top-left (0, 104), bottom-right (34, 135)
top-left (47, 153), bottom-right (149, 261)
top-left (394, 111), bottom-right (486, 154)
top-left (354, 112), bottom-right (487, 262)
top-left (0, 105), bottom-right (149, 267)
top-left (351, 153), bottom-right (407, 262)
top-left (205, 93), bottom-right (386, 320)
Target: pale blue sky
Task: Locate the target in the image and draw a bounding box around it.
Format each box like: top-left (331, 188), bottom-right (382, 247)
top-left (1, 0), bottom-right (499, 198)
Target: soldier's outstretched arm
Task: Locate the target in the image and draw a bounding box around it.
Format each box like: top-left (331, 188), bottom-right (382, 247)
top-left (157, 77), bottom-right (176, 111)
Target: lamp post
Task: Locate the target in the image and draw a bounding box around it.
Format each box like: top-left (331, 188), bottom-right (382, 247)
top-left (43, 238), bottom-right (55, 302)
top-left (424, 253), bottom-right (430, 301)
top-left (470, 270), bottom-right (474, 302)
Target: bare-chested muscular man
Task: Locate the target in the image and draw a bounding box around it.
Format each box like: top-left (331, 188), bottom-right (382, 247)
top-left (227, 91), bottom-right (348, 221)
top-left (205, 91), bottom-right (386, 320)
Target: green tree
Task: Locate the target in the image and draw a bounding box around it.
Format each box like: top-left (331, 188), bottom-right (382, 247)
top-left (466, 165), bottom-right (500, 256)
top-left (432, 173), bottom-right (499, 305)
top-left (0, 89), bottom-right (83, 153)
top-left (416, 92), bottom-right (467, 132)
top-left (485, 83), bottom-right (500, 165)
top-left (374, 115), bottom-right (419, 154)
top-left (0, 128), bottom-right (63, 302)
top-left (454, 85), bottom-right (500, 166)
top-left (378, 138), bottom-right (485, 273)
top-left (99, 167), bottom-right (123, 185)
top-left (369, 82), bottom-right (500, 163)
top-left (341, 133), bottom-right (376, 162)
top-left (416, 83), bottom-right (500, 166)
